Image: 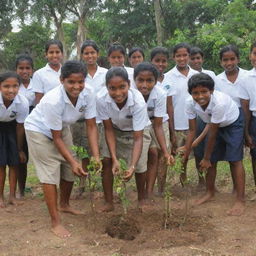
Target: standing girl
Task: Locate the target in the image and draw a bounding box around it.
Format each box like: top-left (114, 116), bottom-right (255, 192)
top-left (128, 47), bottom-right (145, 68)
top-left (97, 67), bottom-right (151, 211)
top-left (33, 39), bottom-right (64, 104)
top-left (16, 54), bottom-right (35, 197)
top-left (134, 62), bottom-right (174, 200)
top-left (71, 40), bottom-right (107, 198)
top-left (0, 72), bottom-right (29, 207)
top-left (25, 61), bottom-right (101, 238)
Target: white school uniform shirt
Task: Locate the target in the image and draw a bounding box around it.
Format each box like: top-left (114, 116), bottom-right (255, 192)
top-left (239, 68), bottom-right (256, 117)
top-left (96, 87), bottom-right (151, 131)
top-left (32, 63), bottom-right (61, 94)
top-left (124, 66), bottom-right (136, 89)
top-left (25, 85), bottom-right (96, 139)
top-left (201, 68), bottom-right (216, 81)
top-left (215, 68), bottom-right (248, 107)
top-left (146, 86), bottom-right (169, 123)
top-left (19, 79), bottom-right (36, 107)
top-left (185, 90), bottom-right (239, 127)
top-left (156, 73), bottom-right (176, 97)
top-left (164, 66), bottom-right (198, 130)
top-left (0, 93), bottom-right (29, 123)
top-left (85, 66), bottom-right (108, 93)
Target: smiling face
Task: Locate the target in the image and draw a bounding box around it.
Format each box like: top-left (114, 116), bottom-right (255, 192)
top-left (135, 71), bottom-right (156, 97)
top-left (81, 46), bottom-right (99, 65)
top-left (191, 85), bottom-right (213, 110)
top-left (250, 47), bottom-right (256, 68)
top-left (220, 50), bottom-right (239, 73)
top-left (173, 47), bottom-right (190, 69)
top-left (0, 77), bottom-right (20, 103)
top-left (129, 51), bottom-right (144, 68)
top-left (108, 50), bottom-right (125, 67)
top-left (107, 76), bottom-right (130, 108)
top-left (61, 73), bottom-right (85, 103)
top-left (45, 44), bottom-right (63, 67)
top-left (16, 60), bottom-right (33, 83)
top-left (189, 53), bottom-right (203, 71)
top-left (151, 53), bottom-right (168, 74)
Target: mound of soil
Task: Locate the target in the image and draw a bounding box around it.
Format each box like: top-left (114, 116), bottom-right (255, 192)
top-left (105, 214), bottom-right (141, 240)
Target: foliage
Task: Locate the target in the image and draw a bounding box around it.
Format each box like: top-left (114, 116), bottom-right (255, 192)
top-left (113, 159), bottom-right (130, 215)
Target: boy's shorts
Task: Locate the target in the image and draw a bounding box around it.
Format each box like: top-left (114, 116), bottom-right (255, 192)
top-left (250, 116), bottom-right (256, 159)
top-left (175, 130), bottom-right (188, 148)
top-left (70, 120), bottom-right (103, 158)
top-left (211, 110), bottom-right (244, 163)
top-left (25, 127), bottom-right (75, 185)
top-left (0, 121), bottom-right (19, 166)
top-left (149, 121), bottom-right (170, 150)
top-left (101, 127), bottom-right (151, 173)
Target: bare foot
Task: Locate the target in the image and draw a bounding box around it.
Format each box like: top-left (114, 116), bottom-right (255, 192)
top-left (0, 198), bottom-right (6, 208)
top-left (98, 202), bottom-right (114, 212)
top-left (9, 197), bottom-right (24, 206)
top-left (227, 201), bottom-right (245, 216)
top-left (194, 192), bottom-right (214, 205)
top-left (59, 205), bottom-right (84, 215)
top-left (51, 224), bottom-right (71, 238)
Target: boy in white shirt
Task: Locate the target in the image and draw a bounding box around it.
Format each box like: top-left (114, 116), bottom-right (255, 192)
top-left (183, 73), bottom-right (245, 216)
top-left (25, 61), bottom-right (101, 238)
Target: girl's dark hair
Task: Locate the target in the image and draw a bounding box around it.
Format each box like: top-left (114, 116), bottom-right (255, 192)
top-left (188, 73), bottom-right (214, 94)
top-left (190, 47), bottom-right (204, 58)
top-left (219, 45), bottom-right (239, 59)
top-left (150, 46), bottom-right (169, 60)
top-left (0, 72), bottom-right (21, 85)
top-left (107, 43), bottom-right (126, 57)
top-left (173, 42), bottom-right (191, 55)
top-left (105, 67), bottom-right (129, 86)
top-left (128, 47), bottom-right (145, 58)
top-left (60, 60), bottom-right (87, 79)
top-left (134, 62), bottom-right (159, 81)
top-left (250, 41), bottom-right (256, 53)
top-left (81, 39), bottom-right (99, 54)
top-left (15, 54), bottom-right (34, 69)
top-left (45, 39), bottom-right (64, 53)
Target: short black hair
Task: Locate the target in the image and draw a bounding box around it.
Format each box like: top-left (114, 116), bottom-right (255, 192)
top-left (173, 42), bottom-right (191, 56)
top-left (81, 39), bottom-right (99, 54)
top-left (150, 46), bottom-right (169, 60)
top-left (107, 43), bottom-right (126, 57)
top-left (45, 39), bottom-right (64, 53)
top-left (105, 67), bottom-right (129, 86)
top-left (134, 62), bottom-right (159, 81)
top-left (15, 54), bottom-right (34, 69)
top-left (219, 45), bottom-right (239, 60)
top-left (190, 47), bottom-right (204, 58)
top-left (0, 72), bottom-right (21, 85)
top-left (128, 47), bottom-right (145, 58)
top-left (188, 73), bottom-right (214, 94)
top-left (60, 60), bottom-right (87, 79)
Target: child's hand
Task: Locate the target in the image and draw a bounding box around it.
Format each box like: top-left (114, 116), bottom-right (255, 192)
top-left (19, 151), bottom-right (27, 163)
top-left (199, 158), bottom-right (211, 170)
top-left (71, 162), bottom-right (87, 176)
top-left (164, 153), bottom-right (175, 166)
top-left (177, 146), bottom-right (186, 155)
top-left (90, 156), bottom-right (102, 172)
top-left (123, 167), bottom-right (135, 182)
top-left (112, 159), bottom-right (120, 175)
top-left (245, 135), bottom-right (254, 149)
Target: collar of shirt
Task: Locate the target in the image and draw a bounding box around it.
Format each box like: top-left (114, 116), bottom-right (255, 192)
top-left (0, 92), bottom-right (21, 106)
top-left (45, 63), bottom-right (61, 74)
top-left (87, 65), bottom-right (105, 79)
top-left (172, 65), bottom-right (196, 78)
top-left (147, 86), bottom-right (158, 102)
top-left (20, 79), bottom-right (33, 90)
top-left (61, 85), bottom-right (85, 108)
top-left (193, 93), bottom-right (214, 113)
top-left (105, 89), bottom-right (134, 111)
top-left (249, 68), bottom-right (256, 77)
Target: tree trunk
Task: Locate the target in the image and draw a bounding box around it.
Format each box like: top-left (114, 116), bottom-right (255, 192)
top-left (55, 22), bottom-right (68, 61)
top-left (76, 17), bottom-right (86, 59)
top-left (154, 0), bottom-right (164, 46)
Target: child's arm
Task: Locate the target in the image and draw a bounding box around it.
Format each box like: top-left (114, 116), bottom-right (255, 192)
top-left (103, 119), bottom-right (120, 174)
top-left (200, 123), bottom-right (219, 169)
top-left (192, 123), bottom-right (210, 148)
top-left (183, 118), bottom-right (197, 161)
top-left (241, 99), bottom-right (254, 148)
top-left (167, 96), bottom-right (176, 153)
top-left (16, 123), bottom-right (27, 163)
top-left (153, 117), bottom-right (174, 165)
top-left (123, 130), bottom-right (143, 181)
top-left (85, 118), bottom-right (101, 162)
top-left (35, 93), bottom-right (44, 105)
top-left (51, 130), bottom-right (87, 176)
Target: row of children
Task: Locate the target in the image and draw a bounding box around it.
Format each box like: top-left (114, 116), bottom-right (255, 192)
top-left (1, 38), bottom-right (256, 238)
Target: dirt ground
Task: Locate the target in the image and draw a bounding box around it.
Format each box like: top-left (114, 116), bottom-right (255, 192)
top-left (1, 163), bottom-right (256, 256)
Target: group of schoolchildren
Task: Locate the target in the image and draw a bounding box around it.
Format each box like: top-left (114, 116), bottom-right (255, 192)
top-left (1, 38), bottom-right (256, 238)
